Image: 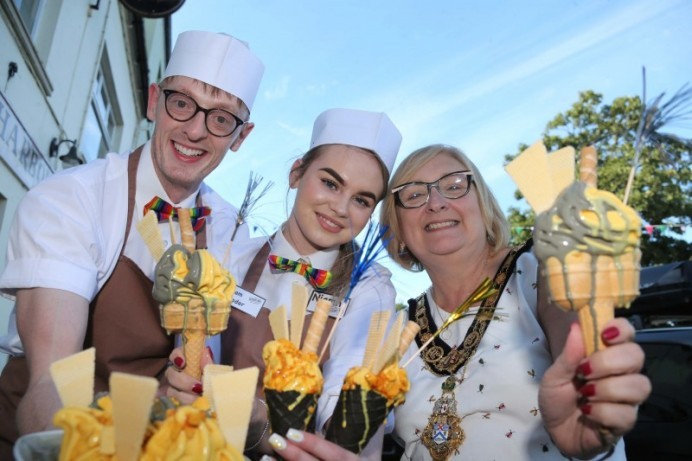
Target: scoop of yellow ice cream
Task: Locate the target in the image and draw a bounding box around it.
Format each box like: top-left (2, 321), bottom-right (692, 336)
top-left (343, 363), bottom-right (409, 407)
top-left (262, 339), bottom-right (323, 394)
top-left (153, 245), bottom-right (236, 309)
top-left (534, 181), bottom-right (641, 260)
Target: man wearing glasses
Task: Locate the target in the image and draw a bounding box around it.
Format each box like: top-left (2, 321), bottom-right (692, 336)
top-left (0, 31), bottom-right (264, 457)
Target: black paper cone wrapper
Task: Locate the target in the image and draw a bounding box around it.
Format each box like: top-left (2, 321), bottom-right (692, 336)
top-left (264, 389), bottom-right (318, 437)
top-left (325, 386), bottom-right (389, 454)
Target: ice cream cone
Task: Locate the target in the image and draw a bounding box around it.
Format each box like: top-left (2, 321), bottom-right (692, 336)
top-left (325, 386), bottom-right (388, 454)
top-left (543, 249), bottom-right (640, 355)
top-left (263, 389), bottom-right (318, 436)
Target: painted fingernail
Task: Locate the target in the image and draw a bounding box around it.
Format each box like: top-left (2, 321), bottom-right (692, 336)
top-left (577, 361), bottom-right (592, 378)
top-left (268, 433), bottom-right (287, 451)
top-left (206, 346), bottom-right (215, 362)
top-left (192, 383), bottom-right (203, 395)
top-left (579, 383), bottom-right (596, 397)
top-left (286, 428), bottom-right (304, 442)
top-left (602, 326), bottom-right (620, 341)
top-left (174, 356), bottom-right (184, 368)
top-left (580, 403), bottom-right (592, 415)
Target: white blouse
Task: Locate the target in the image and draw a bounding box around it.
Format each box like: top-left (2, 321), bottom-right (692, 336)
top-left (393, 250), bottom-right (626, 460)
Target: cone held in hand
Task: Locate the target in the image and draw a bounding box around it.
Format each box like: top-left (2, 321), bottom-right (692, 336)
top-left (264, 389), bottom-right (318, 436)
top-left (325, 386), bottom-right (388, 454)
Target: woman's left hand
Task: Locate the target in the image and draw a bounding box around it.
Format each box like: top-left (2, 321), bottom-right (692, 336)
top-left (162, 346), bottom-right (213, 405)
top-left (539, 318), bottom-right (651, 459)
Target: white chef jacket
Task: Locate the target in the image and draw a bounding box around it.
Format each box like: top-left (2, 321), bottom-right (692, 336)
top-left (0, 142), bottom-right (247, 355)
top-left (222, 228), bottom-right (397, 432)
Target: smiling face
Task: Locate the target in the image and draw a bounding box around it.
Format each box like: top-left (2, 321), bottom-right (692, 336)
top-left (284, 145), bottom-right (386, 255)
top-left (395, 153), bottom-right (487, 267)
top-left (146, 76), bottom-right (254, 202)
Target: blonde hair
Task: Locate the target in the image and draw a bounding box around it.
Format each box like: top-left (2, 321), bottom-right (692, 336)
top-left (380, 144), bottom-right (510, 271)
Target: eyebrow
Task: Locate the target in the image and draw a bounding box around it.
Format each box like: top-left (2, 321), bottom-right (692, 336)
top-left (320, 167), bottom-right (378, 202)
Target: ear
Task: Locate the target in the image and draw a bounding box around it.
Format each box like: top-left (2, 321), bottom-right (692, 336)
top-left (288, 159), bottom-right (303, 188)
top-left (229, 122), bottom-right (255, 152)
top-left (146, 83), bottom-right (160, 122)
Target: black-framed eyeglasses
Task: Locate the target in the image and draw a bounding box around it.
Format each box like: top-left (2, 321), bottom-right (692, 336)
top-left (392, 170), bottom-right (474, 209)
top-left (161, 88), bottom-right (245, 137)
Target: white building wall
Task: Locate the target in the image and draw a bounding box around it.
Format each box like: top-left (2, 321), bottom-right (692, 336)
top-left (0, 0), bottom-right (168, 371)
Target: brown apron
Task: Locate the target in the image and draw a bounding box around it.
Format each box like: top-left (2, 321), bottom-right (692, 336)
top-left (0, 147), bottom-right (207, 457)
top-left (220, 241), bottom-right (333, 395)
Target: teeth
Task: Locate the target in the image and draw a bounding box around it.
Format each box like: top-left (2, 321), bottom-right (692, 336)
top-left (426, 221), bottom-right (456, 231)
top-left (174, 142), bottom-right (203, 157)
top-left (318, 214), bottom-right (340, 229)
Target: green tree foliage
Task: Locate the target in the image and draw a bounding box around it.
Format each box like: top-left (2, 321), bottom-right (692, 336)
top-left (505, 90), bottom-right (691, 265)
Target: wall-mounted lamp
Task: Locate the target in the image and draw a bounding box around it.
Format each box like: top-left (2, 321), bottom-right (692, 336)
top-left (49, 138), bottom-right (84, 166)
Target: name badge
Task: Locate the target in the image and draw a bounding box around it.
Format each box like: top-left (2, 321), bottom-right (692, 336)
top-left (306, 291), bottom-right (349, 318)
top-left (231, 287), bottom-right (266, 318)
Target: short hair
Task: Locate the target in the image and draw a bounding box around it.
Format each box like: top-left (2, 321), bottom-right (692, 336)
top-left (380, 144), bottom-right (510, 271)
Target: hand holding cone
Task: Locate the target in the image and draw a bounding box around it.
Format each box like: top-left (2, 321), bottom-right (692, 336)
top-left (143, 207), bottom-right (236, 379)
top-left (507, 143), bottom-right (641, 355)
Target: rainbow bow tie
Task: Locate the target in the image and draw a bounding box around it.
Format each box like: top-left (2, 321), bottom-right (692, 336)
top-left (268, 254), bottom-right (333, 290)
top-left (143, 196), bottom-right (211, 232)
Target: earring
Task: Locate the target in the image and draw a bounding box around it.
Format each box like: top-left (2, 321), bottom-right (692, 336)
top-left (398, 241), bottom-right (407, 255)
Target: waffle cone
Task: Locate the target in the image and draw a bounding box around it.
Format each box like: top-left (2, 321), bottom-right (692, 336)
top-left (544, 250), bottom-right (640, 355)
top-left (183, 329), bottom-right (206, 379)
top-left (325, 386), bottom-right (389, 454)
top-left (264, 389), bottom-right (318, 436)
top-left (206, 299), bottom-right (232, 334)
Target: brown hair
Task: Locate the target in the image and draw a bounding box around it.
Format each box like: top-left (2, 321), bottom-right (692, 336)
top-left (380, 144), bottom-right (510, 272)
top-left (159, 76), bottom-right (250, 119)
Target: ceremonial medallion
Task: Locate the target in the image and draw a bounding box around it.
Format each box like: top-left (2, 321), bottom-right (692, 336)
top-left (421, 376), bottom-right (465, 460)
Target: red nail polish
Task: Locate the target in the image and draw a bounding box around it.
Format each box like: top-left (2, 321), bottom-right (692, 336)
top-left (207, 346), bottom-right (215, 362)
top-left (192, 383), bottom-right (203, 395)
top-left (602, 326), bottom-right (619, 341)
top-left (579, 383), bottom-right (596, 397)
top-left (174, 357), bottom-right (184, 368)
top-left (577, 361), bottom-right (592, 378)
top-left (580, 403), bottom-right (592, 415)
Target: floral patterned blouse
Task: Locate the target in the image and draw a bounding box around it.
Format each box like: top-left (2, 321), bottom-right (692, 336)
top-left (392, 244), bottom-right (626, 460)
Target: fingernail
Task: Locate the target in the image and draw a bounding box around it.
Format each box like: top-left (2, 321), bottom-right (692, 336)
top-left (602, 326), bottom-right (620, 341)
top-left (580, 403), bottom-right (592, 415)
top-left (579, 383), bottom-right (596, 397)
top-left (174, 356), bottom-right (184, 368)
top-left (206, 346), bottom-right (215, 362)
top-left (192, 383), bottom-right (203, 395)
top-left (286, 428), bottom-right (304, 442)
top-left (268, 433), bottom-right (287, 450)
top-left (259, 456), bottom-right (276, 461)
top-left (577, 361), bottom-right (592, 378)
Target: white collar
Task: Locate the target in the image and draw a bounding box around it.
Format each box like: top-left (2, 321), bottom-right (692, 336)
top-left (136, 141), bottom-right (200, 210)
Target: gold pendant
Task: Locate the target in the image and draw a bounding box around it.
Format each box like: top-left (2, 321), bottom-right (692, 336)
top-left (422, 377), bottom-right (465, 460)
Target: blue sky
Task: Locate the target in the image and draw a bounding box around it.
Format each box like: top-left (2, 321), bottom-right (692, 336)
top-left (172, 0), bottom-right (692, 303)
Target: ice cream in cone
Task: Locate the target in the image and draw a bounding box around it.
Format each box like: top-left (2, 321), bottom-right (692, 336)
top-left (53, 394), bottom-right (245, 461)
top-left (325, 316), bottom-right (417, 453)
top-left (262, 299), bottom-right (330, 436)
top-left (534, 147), bottom-right (641, 355)
top-left (326, 363), bottom-right (409, 453)
top-left (153, 243), bottom-right (236, 379)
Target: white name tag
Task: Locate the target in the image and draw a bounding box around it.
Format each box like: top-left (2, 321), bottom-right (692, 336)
top-left (306, 291), bottom-right (348, 318)
top-left (231, 287), bottom-right (266, 317)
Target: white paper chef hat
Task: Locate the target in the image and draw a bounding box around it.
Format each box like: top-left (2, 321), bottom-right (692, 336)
top-left (163, 30), bottom-right (265, 110)
top-left (310, 108), bottom-right (402, 173)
